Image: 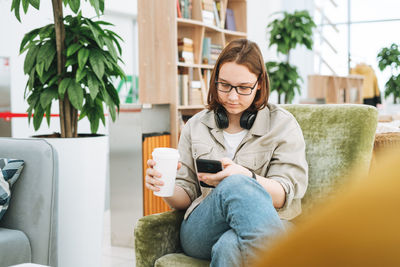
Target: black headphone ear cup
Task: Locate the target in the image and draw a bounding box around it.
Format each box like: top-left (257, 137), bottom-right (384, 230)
top-left (215, 107), bottom-right (229, 129)
top-left (240, 110), bottom-right (257, 130)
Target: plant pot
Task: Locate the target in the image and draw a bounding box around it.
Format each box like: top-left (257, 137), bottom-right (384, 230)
top-left (43, 135), bottom-right (108, 267)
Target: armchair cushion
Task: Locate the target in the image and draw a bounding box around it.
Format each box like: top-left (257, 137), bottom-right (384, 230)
top-left (0, 159), bottom-right (24, 220)
top-left (135, 210), bottom-right (185, 267)
top-left (0, 228), bottom-right (31, 266)
top-left (155, 253), bottom-right (209, 267)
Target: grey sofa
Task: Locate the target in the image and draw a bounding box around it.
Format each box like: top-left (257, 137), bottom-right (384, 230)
top-left (0, 138), bottom-right (58, 267)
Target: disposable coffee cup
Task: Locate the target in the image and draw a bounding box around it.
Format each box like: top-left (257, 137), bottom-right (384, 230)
top-left (152, 147), bottom-right (180, 197)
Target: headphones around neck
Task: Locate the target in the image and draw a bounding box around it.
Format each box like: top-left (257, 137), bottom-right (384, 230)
top-left (214, 106), bottom-right (258, 130)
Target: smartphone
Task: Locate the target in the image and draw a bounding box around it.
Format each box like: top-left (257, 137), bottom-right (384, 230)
top-left (195, 159), bottom-right (223, 188)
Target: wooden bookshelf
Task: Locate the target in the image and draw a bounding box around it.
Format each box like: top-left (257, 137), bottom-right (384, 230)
top-left (138, 0), bottom-right (247, 147)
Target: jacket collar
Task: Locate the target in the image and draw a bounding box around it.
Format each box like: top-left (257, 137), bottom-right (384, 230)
top-left (201, 106), bottom-right (270, 136)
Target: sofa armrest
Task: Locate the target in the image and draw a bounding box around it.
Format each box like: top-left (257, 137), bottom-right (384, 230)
top-left (0, 138), bottom-right (58, 266)
top-left (134, 210), bottom-right (185, 267)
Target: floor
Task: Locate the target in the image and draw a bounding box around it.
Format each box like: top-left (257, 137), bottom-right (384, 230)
top-left (102, 210), bottom-right (136, 267)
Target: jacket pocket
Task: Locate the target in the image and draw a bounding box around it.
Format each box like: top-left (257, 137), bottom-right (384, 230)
top-left (236, 150), bottom-right (272, 172)
top-left (191, 142), bottom-right (213, 160)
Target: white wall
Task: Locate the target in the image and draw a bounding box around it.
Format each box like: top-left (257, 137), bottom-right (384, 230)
top-left (0, 0), bottom-right (137, 137)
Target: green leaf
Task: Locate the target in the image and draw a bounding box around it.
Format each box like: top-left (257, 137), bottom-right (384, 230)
top-left (69, 0), bottom-right (80, 13)
top-left (89, 49), bottom-right (105, 80)
top-left (89, 0), bottom-right (101, 16)
top-left (20, 28), bottom-right (40, 53)
top-left (76, 68), bottom-right (87, 82)
top-left (12, 0), bottom-right (21, 22)
top-left (28, 0), bottom-right (40, 9)
top-left (40, 88), bottom-right (58, 109)
top-left (24, 45), bottom-right (39, 74)
top-left (45, 103), bottom-right (52, 127)
top-left (65, 58), bottom-right (78, 68)
top-left (33, 106), bottom-right (44, 130)
top-left (96, 99), bottom-right (105, 126)
top-left (104, 38), bottom-right (118, 61)
top-left (38, 24), bottom-right (55, 39)
top-left (68, 81), bottom-right (84, 110)
top-left (27, 67), bottom-right (35, 91)
top-left (59, 78), bottom-right (72, 98)
top-left (86, 18), bottom-right (104, 48)
top-left (87, 72), bottom-right (99, 100)
top-left (22, 0), bottom-right (29, 14)
top-left (27, 105), bottom-right (33, 124)
top-left (78, 48), bottom-right (90, 69)
top-left (48, 76), bottom-right (58, 87)
top-left (37, 42), bottom-right (53, 64)
top-left (44, 45), bottom-right (56, 71)
top-left (39, 67), bottom-right (54, 84)
top-left (67, 43), bottom-right (82, 57)
top-left (89, 111), bottom-right (100, 133)
top-left (35, 61), bottom-right (44, 78)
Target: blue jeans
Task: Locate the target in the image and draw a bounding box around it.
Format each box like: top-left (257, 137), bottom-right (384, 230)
top-left (180, 175), bottom-right (285, 267)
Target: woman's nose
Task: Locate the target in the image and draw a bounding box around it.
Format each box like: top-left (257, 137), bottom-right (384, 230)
top-left (227, 89), bottom-right (239, 100)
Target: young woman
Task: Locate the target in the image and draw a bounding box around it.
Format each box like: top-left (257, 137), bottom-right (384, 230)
top-left (145, 39), bottom-right (308, 266)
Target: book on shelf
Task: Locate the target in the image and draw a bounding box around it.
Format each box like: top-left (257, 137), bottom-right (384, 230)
top-left (177, 0), bottom-right (182, 18)
top-left (190, 80), bottom-right (203, 105)
top-left (213, 1), bottom-right (221, 28)
top-left (225, 8), bottom-right (236, 31)
top-left (210, 44), bottom-right (222, 64)
top-left (201, 0), bottom-right (215, 25)
top-left (202, 37), bottom-right (211, 64)
top-left (202, 10), bottom-right (215, 26)
top-left (178, 71), bottom-right (189, 106)
top-left (179, 0), bottom-right (192, 19)
top-left (178, 37), bottom-right (194, 64)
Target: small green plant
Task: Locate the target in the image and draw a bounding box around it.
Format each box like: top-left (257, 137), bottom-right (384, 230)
top-left (266, 10), bottom-right (316, 103)
top-left (11, 0), bottom-right (125, 137)
top-left (377, 43), bottom-right (400, 104)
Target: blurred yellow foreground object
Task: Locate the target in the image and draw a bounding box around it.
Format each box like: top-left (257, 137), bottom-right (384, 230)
top-left (253, 148), bottom-right (400, 267)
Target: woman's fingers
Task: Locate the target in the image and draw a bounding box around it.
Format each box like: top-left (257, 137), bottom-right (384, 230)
top-left (147, 159), bottom-right (156, 167)
top-left (145, 182), bottom-right (161, 192)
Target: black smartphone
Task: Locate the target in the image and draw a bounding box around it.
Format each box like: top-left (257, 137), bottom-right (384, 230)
top-left (195, 159), bottom-right (223, 188)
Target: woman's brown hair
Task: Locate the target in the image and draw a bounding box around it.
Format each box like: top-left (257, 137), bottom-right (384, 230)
top-left (207, 38), bottom-right (270, 111)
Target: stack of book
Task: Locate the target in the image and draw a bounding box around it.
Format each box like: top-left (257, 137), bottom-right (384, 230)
top-left (201, 0), bottom-right (215, 26)
top-left (202, 37), bottom-right (222, 65)
top-left (177, 0), bottom-right (192, 19)
top-left (178, 37), bottom-right (194, 64)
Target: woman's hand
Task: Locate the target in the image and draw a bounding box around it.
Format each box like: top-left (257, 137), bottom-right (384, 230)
top-left (198, 157), bottom-right (252, 187)
top-left (145, 159), bottom-right (182, 192)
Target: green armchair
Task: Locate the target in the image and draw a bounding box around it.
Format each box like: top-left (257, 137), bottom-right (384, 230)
top-left (134, 104), bottom-right (378, 267)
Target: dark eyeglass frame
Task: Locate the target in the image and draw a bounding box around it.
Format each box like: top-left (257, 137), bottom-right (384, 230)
top-left (215, 76), bottom-right (260, 96)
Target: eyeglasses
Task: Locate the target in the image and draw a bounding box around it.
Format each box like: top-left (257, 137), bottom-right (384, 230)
top-left (215, 79), bottom-right (258, 95)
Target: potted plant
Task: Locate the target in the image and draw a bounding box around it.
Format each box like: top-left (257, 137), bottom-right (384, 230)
top-left (266, 10), bottom-right (316, 104)
top-left (11, 1), bottom-right (125, 266)
top-left (377, 43), bottom-right (400, 104)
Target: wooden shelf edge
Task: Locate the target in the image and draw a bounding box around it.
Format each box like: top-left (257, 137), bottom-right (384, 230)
top-left (178, 105), bottom-right (206, 110)
top-left (223, 29), bottom-right (247, 37)
top-left (177, 17), bottom-right (246, 37)
top-left (177, 62), bottom-right (214, 69)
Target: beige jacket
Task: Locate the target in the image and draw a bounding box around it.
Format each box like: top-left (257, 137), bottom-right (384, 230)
top-left (176, 103), bottom-right (308, 220)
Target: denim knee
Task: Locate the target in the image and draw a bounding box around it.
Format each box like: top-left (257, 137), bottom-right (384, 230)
top-left (216, 175), bottom-right (271, 201)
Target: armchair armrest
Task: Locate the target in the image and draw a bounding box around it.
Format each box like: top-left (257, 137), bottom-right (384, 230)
top-left (134, 210), bottom-right (185, 267)
top-left (0, 138), bottom-right (58, 266)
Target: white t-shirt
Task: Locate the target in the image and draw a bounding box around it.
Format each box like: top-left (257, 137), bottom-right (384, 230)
top-left (223, 130), bottom-right (248, 159)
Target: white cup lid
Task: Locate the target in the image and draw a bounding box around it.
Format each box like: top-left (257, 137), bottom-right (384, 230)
top-left (152, 147), bottom-right (180, 159)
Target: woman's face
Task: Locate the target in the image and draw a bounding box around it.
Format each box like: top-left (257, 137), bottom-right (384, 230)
top-left (217, 62), bottom-right (260, 116)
